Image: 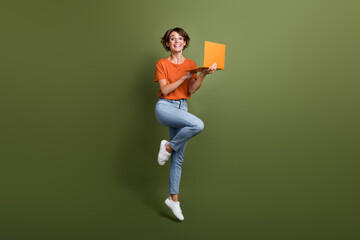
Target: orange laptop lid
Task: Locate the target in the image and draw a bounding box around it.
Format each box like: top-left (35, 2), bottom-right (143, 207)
top-left (187, 41), bottom-right (226, 72)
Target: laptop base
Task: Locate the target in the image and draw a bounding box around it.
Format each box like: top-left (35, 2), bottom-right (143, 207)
top-left (186, 67), bottom-right (222, 72)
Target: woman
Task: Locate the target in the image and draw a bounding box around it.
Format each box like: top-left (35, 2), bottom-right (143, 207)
top-left (154, 27), bottom-right (217, 221)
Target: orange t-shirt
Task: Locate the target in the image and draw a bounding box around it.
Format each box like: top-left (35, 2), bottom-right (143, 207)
top-left (154, 58), bottom-right (197, 100)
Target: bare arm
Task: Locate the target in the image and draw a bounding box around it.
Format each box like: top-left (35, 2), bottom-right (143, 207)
top-left (188, 63), bottom-right (217, 95)
top-left (158, 71), bottom-right (194, 97)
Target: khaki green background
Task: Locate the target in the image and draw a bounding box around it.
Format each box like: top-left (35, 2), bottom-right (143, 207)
top-left (1, 0), bottom-right (359, 239)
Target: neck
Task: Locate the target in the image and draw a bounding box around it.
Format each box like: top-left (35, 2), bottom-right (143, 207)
top-left (168, 52), bottom-right (184, 64)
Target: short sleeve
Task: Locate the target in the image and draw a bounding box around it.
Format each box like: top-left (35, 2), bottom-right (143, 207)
top-left (154, 61), bottom-right (166, 82)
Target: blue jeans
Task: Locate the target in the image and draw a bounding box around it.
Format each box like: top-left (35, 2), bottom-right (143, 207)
top-left (155, 98), bottom-right (204, 194)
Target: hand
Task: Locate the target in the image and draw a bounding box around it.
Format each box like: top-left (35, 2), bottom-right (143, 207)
top-left (184, 70), bottom-right (197, 80)
top-left (201, 62), bottom-right (217, 75)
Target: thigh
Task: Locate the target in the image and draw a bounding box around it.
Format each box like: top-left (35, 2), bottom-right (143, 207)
top-left (169, 127), bottom-right (187, 157)
top-left (169, 127), bottom-right (180, 141)
top-left (155, 101), bottom-right (202, 129)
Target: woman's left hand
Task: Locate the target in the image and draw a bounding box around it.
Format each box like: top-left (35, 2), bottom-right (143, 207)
top-left (201, 62), bottom-right (217, 75)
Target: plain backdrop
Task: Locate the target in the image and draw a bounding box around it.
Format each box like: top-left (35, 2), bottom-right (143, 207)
top-left (1, 0), bottom-right (359, 239)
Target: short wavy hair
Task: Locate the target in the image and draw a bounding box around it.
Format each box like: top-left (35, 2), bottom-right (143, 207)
top-left (161, 27), bottom-right (190, 52)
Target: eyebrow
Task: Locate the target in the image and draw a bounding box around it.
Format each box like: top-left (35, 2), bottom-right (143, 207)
top-left (170, 35), bottom-right (183, 37)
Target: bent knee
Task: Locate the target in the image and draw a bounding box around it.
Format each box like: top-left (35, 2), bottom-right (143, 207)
top-left (193, 119), bottom-right (204, 133)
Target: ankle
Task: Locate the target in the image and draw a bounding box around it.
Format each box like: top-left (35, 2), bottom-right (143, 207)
top-left (165, 144), bottom-right (173, 153)
top-left (170, 195), bottom-right (178, 202)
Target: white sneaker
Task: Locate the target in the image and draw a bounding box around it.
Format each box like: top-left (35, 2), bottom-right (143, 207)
top-left (165, 197), bottom-right (184, 221)
top-left (158, 140), bottom-right (171, 166)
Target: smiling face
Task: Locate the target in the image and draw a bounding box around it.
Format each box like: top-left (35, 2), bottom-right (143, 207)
top-left (166, 31), bottom-right (186, 53)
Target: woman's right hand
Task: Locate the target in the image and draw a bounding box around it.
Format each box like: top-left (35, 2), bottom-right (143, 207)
top-left (184, 71), bottom-right (196, 80)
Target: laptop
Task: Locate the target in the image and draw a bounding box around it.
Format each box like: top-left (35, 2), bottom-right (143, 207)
top-left (187, 41), bottom-right (226, 72)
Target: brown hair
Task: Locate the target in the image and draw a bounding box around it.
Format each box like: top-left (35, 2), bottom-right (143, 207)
top-left (161, 27), bottom-right (190, 51)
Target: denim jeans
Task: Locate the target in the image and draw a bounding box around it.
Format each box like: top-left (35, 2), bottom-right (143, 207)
top-left (155, 98), bottom-right (204, 194)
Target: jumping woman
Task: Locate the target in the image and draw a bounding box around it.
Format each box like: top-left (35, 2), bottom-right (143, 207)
top-left (154, 27), bottom-right (217, 221)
